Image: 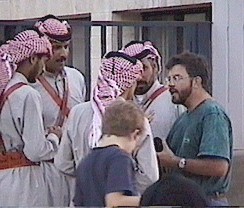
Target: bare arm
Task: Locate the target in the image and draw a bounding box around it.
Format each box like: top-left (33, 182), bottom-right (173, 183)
top-left (105, 192), bottom-right (140, 207)
top-left (157, 140), bottom-right (229, 177)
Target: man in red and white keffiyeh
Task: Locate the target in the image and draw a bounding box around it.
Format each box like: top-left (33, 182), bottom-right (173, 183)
top-left (33, 15), bottom-right (86, 206)
top-left (122, 40), bottom-right (184, 148)
top-left (34, 14), bottom-right (72, 76)
top-left (0, 29), bottom-right (52, 91)
top-left (0, 30), bottom-right (63, 207)
top-left (123, 40), bottom-right (162, 95)
top-left (33, 14), bottom-right (86, 127)
top-left (8, 29), bottom-right (52, 62)
top-left (0, 49), bottom-right (16, 96)
top-left (55, 50), bottom-right (159, 198)
top-left (34, 14), bottom-right (71, 42)
top-left (91, 51), bottom-right (143, 148)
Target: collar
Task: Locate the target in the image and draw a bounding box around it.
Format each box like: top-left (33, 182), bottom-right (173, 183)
top-left (187, 97), bottom-right (213, 113)
top-left (11, 72), bottom-right (29, 85)
top-left (41, 68), bottom-right (66, 81)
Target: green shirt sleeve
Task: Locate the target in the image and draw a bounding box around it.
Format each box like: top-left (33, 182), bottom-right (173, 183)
top-left (198, 111), bottom-right (232, 162)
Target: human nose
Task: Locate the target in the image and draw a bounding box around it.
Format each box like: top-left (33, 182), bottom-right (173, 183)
top-left (165, 77), bottom-right (175, 86)
top-left (59, 47), bottom-right (69, 58)
top-left (137, 74), bottom-right (142, 81)
top-left (140, 69), bottom-right (147, 80)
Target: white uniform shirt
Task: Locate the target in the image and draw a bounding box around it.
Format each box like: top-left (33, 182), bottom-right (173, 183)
top-left (31, 66), bottom-right (86, 206)
top-left (0, 72), bottom-right (59, 159)
top-left (0, 72), bottom-right (59, 206)
top-left (32, 66), bottom-right (86, 129)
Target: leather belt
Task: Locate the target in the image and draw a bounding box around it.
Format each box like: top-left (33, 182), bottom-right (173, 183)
top-left (0, 152), bottom-right (39, 170)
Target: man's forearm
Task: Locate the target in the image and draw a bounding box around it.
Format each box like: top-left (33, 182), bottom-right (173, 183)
top-left (161, 156), bottom-right (229, 177)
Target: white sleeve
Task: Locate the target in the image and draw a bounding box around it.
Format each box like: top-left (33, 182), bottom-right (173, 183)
top-left (134, 118), bottom-right (159, 194)
top-left (78, 72), bottom-right (86, 102)
top-left (22, 92), bottom-right (59, 162)
top-left (54, 107), bottom-right (76, 176)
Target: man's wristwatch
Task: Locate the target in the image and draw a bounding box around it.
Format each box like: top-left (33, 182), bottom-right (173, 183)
top-left (178, 158), bottom-right (186, 169)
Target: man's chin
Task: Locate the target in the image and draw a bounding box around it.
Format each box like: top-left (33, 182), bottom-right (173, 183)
top-left (171, 95), bottom-right (181, 104)
top-left (56, 63), bottom-right (65, 71)
top-left (46, 66), bottom-right (64, 74)
top-left (28, 77), bottom-right (36, 83)
top-left (135, 86), bottom-right (149, 95)
top-left (172, 99), bottom-right (181, 104)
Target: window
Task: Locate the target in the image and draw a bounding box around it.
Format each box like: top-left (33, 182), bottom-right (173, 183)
top-left (140, 3), bottom-right (212, 92)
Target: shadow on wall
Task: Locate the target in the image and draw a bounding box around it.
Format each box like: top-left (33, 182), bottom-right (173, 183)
top-left (227, 150), bottom-right (244, 206)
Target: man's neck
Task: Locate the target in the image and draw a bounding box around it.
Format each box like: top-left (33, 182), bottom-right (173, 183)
top-left (46, 67), bottom-right (63, 77)
top-left (185, 90), bottom-right (212, 112)
top-left (16, 64), bottom-right (30, 80)
top-left (135, 80), bottom-right (161, 97)
top-left (99, 135), bottom-right (132, 154)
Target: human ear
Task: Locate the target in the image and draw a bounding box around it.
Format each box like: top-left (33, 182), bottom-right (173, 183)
top-left (130, 129), bottom-right (141, 141)
top-left (29, 55), bottom-right (38, 65)
top-left (193, 76), bottom-right (202, 88)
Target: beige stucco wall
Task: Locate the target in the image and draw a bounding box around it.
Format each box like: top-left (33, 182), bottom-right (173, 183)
top-left (0, 0), bottom-right (212, 89)
top-left (0, 0), bottom-right (211, 89)
top-left (0, 0), bottom-right (211, 20)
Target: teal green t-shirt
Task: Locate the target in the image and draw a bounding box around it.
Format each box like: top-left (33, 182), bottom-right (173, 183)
top-left (166, 99), bottom-right (233, 196)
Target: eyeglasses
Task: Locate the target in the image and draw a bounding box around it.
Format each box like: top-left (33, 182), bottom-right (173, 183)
top-left (165, 75), bottom-right (192, 85)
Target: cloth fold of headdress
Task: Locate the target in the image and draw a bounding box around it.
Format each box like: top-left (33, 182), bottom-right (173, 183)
top-left (0, 49), bottom-right (16, 95)
top-left (89, 52), bottom-right (143, 148)
top-left (7, 30), bottom-right (52, 64)
top-left (34, 18), bottom-right (71, 42)
top-left (123, 40), bottom-right (163, 73)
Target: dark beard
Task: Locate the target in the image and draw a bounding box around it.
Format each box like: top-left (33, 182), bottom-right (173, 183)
top-left (28, 78), bottom-right (36, 83)
top-left (172, 82), bottom-right (193, 105)
top-left (135, 81), bottom-right (153, 95)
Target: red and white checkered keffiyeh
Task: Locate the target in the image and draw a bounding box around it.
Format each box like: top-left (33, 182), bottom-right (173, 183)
top-left (7, 30), bottom-right (52, 64)
top-left (34, 18), bottom-right (71, 42)
top-left (123, 40), bottom-right (163, 73)
top-left (0, 48), bottom-right (16, 95)
top-left (89, 51), bottom-right (143, 148)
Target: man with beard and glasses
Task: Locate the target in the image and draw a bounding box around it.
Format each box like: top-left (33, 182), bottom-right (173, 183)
top-left (157, 52), bottom-right (233, 206)
top-left (123, 41), bottom-right (183, 147)
top-left (31, 14), bottom-right (86, 206)
top-left (0, 30), bottom-right (61, 206)
top-left (55, 51), bottom-right (159, 204)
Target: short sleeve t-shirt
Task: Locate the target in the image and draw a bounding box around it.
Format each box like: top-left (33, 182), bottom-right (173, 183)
top-left (73, 145), bottom-right (138, 206)
top-left (166, 99), bottom-right (233, 196)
